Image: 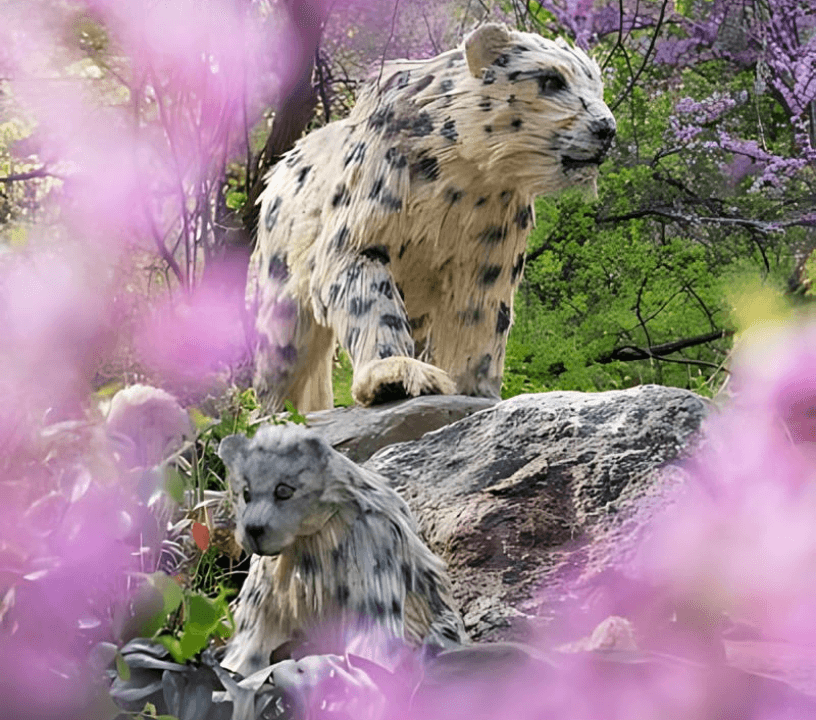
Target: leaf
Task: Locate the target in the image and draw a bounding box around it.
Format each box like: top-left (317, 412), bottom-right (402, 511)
top-left (164, 467), bottom-right (186, 504)
top-left (136, 572), bottom-right (184, 637)
top-left (192, 521), bottom-right (210, 553)
top-left (158, 574), bottom-right (185, 617)
top-left (225, 190), bottom-right (247, 210)
top-left (155, 635), bottom-right (184, 663)
top-left (95, 381), bottom-right (124, 399)
top-left (189, 407), bottom-right (217, 433)
top-left (115, 651), bottom-right (131, 681)
top-left (122, 581), bottom-right (165, 640)
top-left (283, 400), bottom-right (308, 425)
top-left (187, 593), bottom-right (218, 631)
top-left (8, 225), bottom-right (28, 247)
top-left (177, 628), bottom-right (208, 659)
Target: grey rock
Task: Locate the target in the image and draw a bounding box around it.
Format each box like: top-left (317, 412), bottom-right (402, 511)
top-left (306, 394), bottom-right (497, 463)
top-left (362, 385), bottom-right (708, 642)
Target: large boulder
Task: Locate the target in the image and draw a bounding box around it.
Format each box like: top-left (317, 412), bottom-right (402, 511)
top-left (305, 395), bottom-right (496, 463)
top-left (354, 385), bottom-right (708, 642)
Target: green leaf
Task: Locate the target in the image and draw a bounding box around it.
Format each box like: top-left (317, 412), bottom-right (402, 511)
top-left (122, 580), bottom-right (165, 639)
top-left (95, 381), bottom-right (123, 399)
top-left (178, 628), bottom-right (208, 659)
top-left (115, 651), bottom-right (131, 681)
top-left (137, 572), bottom-right (184, 637)
top-left (189, 407), bottom-right (217, 433)
top-left (156, 573), bottom-right (185, 616)
top-left (186, 593), bottom-right (218, 631)
top-left (283, 400), bottom-right (308, 425)
top-left (163, 467), bottom-right (186, 504)
top-left (155, 634), bottom-right (186, 663)
top-left (225, 190), bottom-right (247, 210)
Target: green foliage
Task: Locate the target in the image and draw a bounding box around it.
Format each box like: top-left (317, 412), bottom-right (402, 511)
top-left (155, 584), bottom-right (234, 663)
top-left (225, 189), bottom-right (247, 211)
top-left (504, 180), bottom-right (794, 397)
top-left (332, 349), bottom-right (354, 407)
top-left (136, 702), bottom-right (178, 720)
top-left (283, 399), bottom-right (309, 424)
top-left (137, 572), bottom-right (185, 638)
top-left (120, 388), bottom-right (263, 671)
top-left (500, 22), bottom-right (811, 398)
top-left (183, 387), bottom-right (264, 499)
top-left (207, 386), bottom-right (264, 438)
top-left (123, 570), bottom-right (233, 666)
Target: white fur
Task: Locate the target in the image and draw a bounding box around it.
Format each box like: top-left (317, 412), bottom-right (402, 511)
top-left (218, 424), bottom-right (467, 677)
top-left (250, 24), bottom-right (615, 411)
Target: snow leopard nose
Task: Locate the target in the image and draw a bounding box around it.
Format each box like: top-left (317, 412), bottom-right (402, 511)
top-left (245, 524), bottom-right (266, 543)
top-left (589, 116), bottom-right (616, 152)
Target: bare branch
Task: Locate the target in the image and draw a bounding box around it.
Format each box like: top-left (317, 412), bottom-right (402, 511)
top-left (633, 276), bottom-right (653, 350)
top-left (610, 0), bottom-right (670, 113)
top-left (598, 207), bottom-right (801, 235)
top-left (459, 0), bottom-right (474, 38)
top-left (314, 47), bottom-right (333, 125)
top-left (377, 0), bottom-right (401, 88)
top-left (421, 8), bottom-right (441, 55)
top-left (601, 0), bottom-right (627, 71)
top-left (150, 218), bottom-right (184, 286)
top-left (0, 168), bottom-right (62, 183)
top-left (683, 283), bottom-right (718, 332)
top-left (598, 329), bottom-right (734, 365)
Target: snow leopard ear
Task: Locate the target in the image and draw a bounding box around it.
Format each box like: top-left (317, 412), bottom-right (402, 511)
top-left (465, 23), bottom-right (513, 78)
top-left (218, 434), bottom-right (249, 469)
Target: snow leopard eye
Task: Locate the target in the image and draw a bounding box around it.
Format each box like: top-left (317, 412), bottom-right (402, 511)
top-left (537, 71), bottom-right (567, 96)
top-left (242, 485), bottom-right (251, 503)
top-left (274, 483), bottom-right (295, 501)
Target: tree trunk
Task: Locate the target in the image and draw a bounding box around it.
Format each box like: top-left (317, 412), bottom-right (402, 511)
top-left (232, 0), bottom-right (331, 254)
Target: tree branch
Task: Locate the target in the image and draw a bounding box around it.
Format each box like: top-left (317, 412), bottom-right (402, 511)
top-left (610, 0), bottom-right (670, 113)
top-left (377, 0), bottom-right (401, 88)
top-left (601, 0), bottom-right (627, 71)
top-left (0, 168), bottom-right (62, 183)
top-left (598, 207), bottom-right (797, 234)
top-left (597, 329), bottom-right (734, 364)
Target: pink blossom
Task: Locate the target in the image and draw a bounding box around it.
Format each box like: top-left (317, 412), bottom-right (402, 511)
top-left (135, 259), bottom-right (254, 394)
top-left (637, 321), bottom-right (816, 656)
top-left (0, 2), bottom-right (293, 717)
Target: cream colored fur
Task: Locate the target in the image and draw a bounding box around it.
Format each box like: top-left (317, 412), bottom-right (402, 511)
top-left (249, 24), bottom-right (615, 411)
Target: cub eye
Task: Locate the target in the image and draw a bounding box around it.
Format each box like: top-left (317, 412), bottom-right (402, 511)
top-left (274, 483), bottom-right (295, 501)
top-left (538, 71), bottom-right (567, 96)
top-left (242, 485), bottom-right (251, 503)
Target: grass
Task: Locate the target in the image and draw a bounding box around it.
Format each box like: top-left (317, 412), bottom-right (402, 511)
top-left (332, 348), bottom-right (354, 407)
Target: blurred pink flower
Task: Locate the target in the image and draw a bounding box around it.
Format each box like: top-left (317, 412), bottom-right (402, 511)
top-left (0, 455), bottom-right (142, 719)
top-left (135, 259), bottom-right (254, 393)
top-left (639, 324), bottom-right (816, 639)
top-left (0, 3), bottom-right (291, 717)
top-left (0, 245), bottom-right (118, 419)
top-left (730, 323), bottom-right (816, 446)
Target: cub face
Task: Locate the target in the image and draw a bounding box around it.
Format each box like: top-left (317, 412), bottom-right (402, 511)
top-left (218, 426), bottom-right (336, 556)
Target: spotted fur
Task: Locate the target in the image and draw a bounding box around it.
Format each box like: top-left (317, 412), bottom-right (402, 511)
top-left (218, 424), bottom-right (467, 677)
top-left (249, 23), bottom-right (615, 411)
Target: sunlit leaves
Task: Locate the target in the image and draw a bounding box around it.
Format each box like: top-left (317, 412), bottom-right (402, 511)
top-left (155, 584), bottom-right (234, 663)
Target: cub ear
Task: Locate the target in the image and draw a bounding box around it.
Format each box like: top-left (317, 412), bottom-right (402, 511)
top-left (465, 23), bottom-right (513, 78)
top-left (218, 434), bottom-right (249, 468)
